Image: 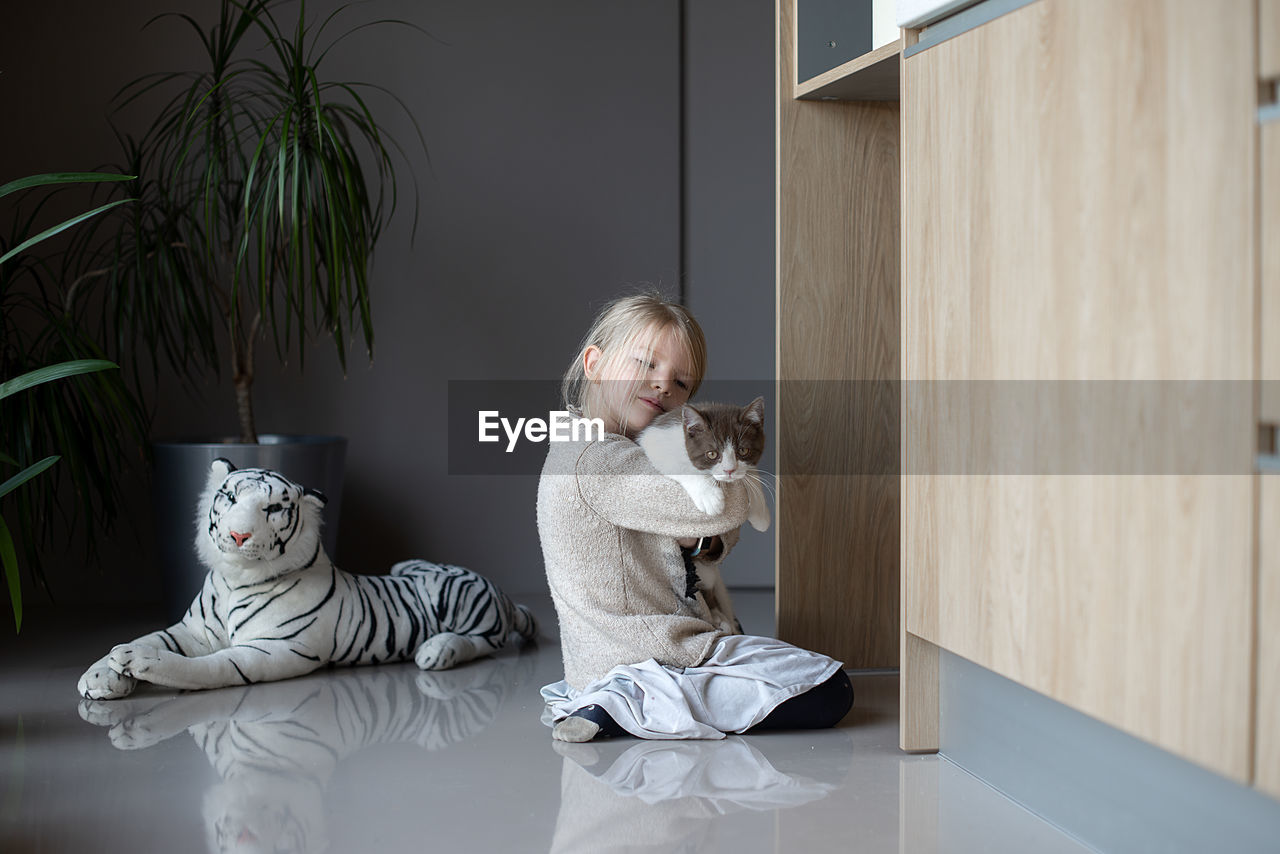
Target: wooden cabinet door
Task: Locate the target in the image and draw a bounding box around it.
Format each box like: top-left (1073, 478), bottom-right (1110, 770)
top-left (1259, 112), bottom-right (1280, 798)
top-left (902, 0), bottom-right (1255, 781)
top-left (1260, 475), bottom-right (1280, 798)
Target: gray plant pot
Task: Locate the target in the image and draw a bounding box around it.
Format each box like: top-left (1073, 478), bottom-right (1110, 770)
top-left (152, 434), bottom-right (347, 621)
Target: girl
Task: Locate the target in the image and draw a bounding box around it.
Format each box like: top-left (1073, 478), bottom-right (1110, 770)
top-left (537, 292), bottom-right (853, 741)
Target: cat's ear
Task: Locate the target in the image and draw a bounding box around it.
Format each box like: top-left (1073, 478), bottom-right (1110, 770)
top-left (743, 396), bottom-right (765, 425)
top-left (681, 404), bottom-right (709, 434)
top-left (303, 487), bottom-right (328, 509)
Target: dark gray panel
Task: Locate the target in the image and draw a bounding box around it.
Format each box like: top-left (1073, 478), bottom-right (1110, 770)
top-left (797, 0), bottom-right (873, 83)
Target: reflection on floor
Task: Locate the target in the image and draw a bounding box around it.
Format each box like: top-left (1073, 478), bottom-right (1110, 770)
top-left (0, 592), bottom-right (1090, 853)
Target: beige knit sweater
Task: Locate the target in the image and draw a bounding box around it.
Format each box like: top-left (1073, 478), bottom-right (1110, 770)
top-left (537, 434), bottom-right (749, 691)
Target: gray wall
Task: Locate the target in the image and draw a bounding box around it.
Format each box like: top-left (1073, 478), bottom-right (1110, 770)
top-left (1, 0), bottom-right (775, 606)
top-left (685, 0), bottom-right (778, 588)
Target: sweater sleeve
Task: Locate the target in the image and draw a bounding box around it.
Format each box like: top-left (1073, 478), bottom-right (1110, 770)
top-left (573, 436), bottom-right (749, 537)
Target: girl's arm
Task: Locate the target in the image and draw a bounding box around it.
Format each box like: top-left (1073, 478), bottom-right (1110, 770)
top-left (573, 436), bottom-right (750, 537)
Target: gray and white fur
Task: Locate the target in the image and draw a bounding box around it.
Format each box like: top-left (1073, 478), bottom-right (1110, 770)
top-left (637, 397), bottom-right (771, 631)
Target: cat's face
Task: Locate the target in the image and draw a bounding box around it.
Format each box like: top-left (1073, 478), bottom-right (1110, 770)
top-left (680, 397), bottom-right (765, 482)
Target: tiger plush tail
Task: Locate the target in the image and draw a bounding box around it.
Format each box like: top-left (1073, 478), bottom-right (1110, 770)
top-left (511, 603), bottom-right (538, 643)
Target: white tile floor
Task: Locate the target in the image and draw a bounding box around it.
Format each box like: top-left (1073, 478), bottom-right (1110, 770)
top-left (0, 592), bottom-right (1091, 853)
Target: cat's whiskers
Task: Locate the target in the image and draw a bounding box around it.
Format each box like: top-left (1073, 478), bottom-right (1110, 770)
top-left (742, 468), bottom-right (778, 503)
top-left (746, 468), bottom-right (776, 492)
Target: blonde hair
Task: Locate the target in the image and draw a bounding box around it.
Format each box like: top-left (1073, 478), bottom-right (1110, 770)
top-left (561, 291), bottom-right (707, 433)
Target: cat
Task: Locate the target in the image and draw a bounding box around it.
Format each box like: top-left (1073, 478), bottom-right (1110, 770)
top-left (637, 396), bottom-right (771, 632)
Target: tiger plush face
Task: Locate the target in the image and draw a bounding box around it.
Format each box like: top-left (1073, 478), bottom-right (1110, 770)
top-left (196, 460), bottom-right (327, 583)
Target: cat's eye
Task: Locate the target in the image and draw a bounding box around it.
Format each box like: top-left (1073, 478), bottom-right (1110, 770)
top-left (739, 446), bottom-right (753, 456)
top-left (705, 450), bottom-right (719, 461)
top-left (264, 503), bottom-right (283, 514)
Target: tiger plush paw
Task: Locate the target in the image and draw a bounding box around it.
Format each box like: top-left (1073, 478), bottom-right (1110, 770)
top-left (77, 658), bottom-right (137, 700)
top-left (414, 633), bottom-right (477, 671)
top-left (108, 643), bottom-right (165, 680)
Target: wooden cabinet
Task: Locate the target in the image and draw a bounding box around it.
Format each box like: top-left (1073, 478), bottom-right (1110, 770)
top-left (901, 0), bottom-right (1256, 782)
top-left (775, 0), bottom-right (901, 668)
top-left (1264, 66), bottom-right (1280, 427)
top-left (1259, 18), bottom-right (1280, 796)
top-left (1260, 475), bottom-right (1280, 797)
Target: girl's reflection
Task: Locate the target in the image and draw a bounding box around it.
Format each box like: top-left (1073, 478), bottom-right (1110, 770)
top-left (550, 735), bottom-right (848, 853)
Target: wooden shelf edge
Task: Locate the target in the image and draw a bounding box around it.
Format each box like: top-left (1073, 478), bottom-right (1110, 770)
top-left (795, 38), bottom-right (902, 102)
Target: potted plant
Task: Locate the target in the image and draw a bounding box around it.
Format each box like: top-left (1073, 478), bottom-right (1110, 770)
top-left (1, 171), bottom-right (145, 630)
top-left (67, 0), bottom-right (426, 616)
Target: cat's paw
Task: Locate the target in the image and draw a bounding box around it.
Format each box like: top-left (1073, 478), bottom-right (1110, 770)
top-left (78, 661), bottom-right (137, 700)
top-left (107, 644), bottom-right (162, 680)
top-left (689, 482), bottom-right (725, 515)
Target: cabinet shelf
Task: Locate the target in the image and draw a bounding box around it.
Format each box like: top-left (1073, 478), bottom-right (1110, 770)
top-left (795, 39), bottom-right (901, 101)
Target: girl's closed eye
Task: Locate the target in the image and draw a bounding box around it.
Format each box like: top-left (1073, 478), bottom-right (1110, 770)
top-left (633, 354), bottom-right (690, 389)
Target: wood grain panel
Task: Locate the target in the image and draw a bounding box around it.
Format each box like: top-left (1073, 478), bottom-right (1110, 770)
top-left (900, 631), bottom-right (939, 751)
top-left (902, 0), bottom-right (1255, 781)
top-left (795, 40), bottom-right (901, 101)
top-left (776, 0), bottom-right (901, 667)
top-left (1264, 120), bottom-right (1280, 424)
top-left (1263, 0), bottom-right (1280, 81)
top-left (1258, 476), bottom-right (1280, 797)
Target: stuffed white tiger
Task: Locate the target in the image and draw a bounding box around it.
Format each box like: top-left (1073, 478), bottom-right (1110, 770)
top-left (77, 459), bottom-right (537, 700)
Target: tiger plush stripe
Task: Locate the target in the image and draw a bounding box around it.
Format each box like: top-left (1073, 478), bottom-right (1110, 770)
top-left (77, 459), bottom-right (537, 700)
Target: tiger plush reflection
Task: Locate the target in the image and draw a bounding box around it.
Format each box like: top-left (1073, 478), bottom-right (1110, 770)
top-left (80, 658), bottom-right (530, 854)
top-left (78, 459), bottom-right (537, 700)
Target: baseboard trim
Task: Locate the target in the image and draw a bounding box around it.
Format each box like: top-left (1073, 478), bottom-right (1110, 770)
top-left (939, 651), bottom-right (1280, 854)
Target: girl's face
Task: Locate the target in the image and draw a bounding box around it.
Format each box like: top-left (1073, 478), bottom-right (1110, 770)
top-left (583, 326), bottom-right (696, 437)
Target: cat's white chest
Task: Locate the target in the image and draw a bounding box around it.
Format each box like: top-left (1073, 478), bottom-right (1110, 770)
top-left (637, 424), bottom-right (728, 516)
top-left (637, 422), bottom-right (770, 531)
top-left (637, 424), bottom-right (704, 476)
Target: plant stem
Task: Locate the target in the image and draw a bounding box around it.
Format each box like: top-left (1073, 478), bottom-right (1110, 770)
top-left (232, 313), bottom-right (261, 444)
top-left (233, 374), bottom-right (256, 444)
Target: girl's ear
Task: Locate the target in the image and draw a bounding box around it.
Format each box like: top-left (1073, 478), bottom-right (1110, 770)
top-left (582, 345), bottom-right (603, 380)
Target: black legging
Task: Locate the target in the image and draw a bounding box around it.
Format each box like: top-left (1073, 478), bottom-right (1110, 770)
top-left (570, 669), bottom-right (854, 737)
top-left (748, 669), bottom-right (853, 731)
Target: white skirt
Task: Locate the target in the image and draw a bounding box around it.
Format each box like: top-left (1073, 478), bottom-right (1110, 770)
top-left (541, 634), bottom-right (843, 740)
